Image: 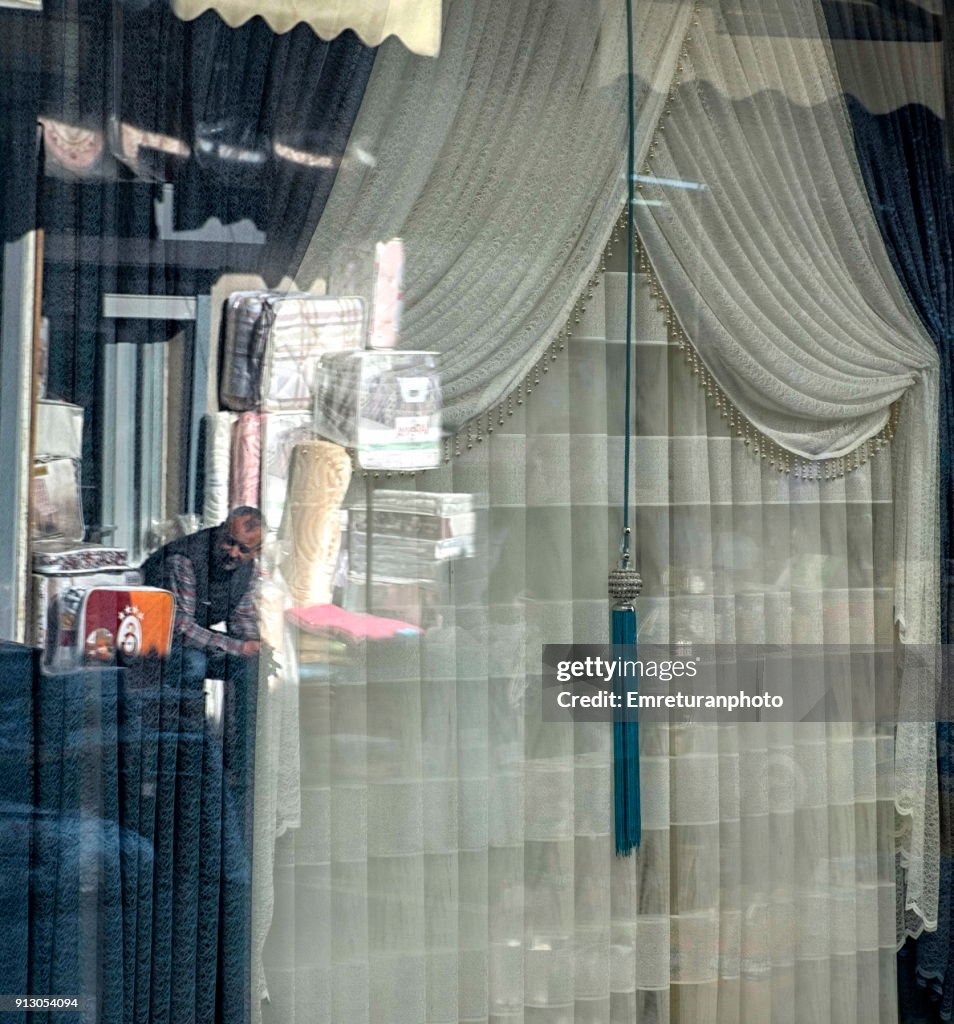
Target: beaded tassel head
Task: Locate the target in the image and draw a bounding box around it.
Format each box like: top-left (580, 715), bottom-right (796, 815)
top-left (609, 565), bottom-right (642, 609)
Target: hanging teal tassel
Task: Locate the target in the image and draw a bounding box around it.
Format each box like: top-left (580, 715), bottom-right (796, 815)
top-left (610, 566), bottom-right (642, 854)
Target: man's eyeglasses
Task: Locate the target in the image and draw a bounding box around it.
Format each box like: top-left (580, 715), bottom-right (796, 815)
top-left (224, 535), bottom-right (261, 556)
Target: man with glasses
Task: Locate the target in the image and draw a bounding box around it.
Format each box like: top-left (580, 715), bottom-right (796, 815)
top-left (142, 506), bottom-right (263, 683)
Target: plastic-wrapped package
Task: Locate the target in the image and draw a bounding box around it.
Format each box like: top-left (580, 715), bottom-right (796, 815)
top-left (346, 490), bottom-right (475, 580)
top-left (348, 490), bottom-right (475, 554)
top-left (32, 566), bottom-right (141, 650)
top-left (224, 411), bottom-right (315, 530)
top-left (220, 291), bottom-right (364, 412)
top-left (220, 291), bottom-right (271, 411)
top-left (260, 412), bottom-right (314, 530)
top-left (314, 349), bottom-right (441, 470)
top-left (347, 532), bottom-right (473, 581)
top-left (230, 411), bottom-right (263, 509)
top-left (31, 458), bottom-right (85, 541)
top-left (32, 539), bottom-right (130, 573)
top-left (35, 399), bottom-right (83, 460)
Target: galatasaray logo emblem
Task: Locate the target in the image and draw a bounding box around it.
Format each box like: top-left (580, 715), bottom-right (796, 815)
top-left (118, 605), bottom-right (145, 656)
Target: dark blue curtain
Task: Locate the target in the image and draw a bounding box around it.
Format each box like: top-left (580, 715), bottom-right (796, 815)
top-left (0, 643), bottom-right (36, 1024)
top-left (824, 5), bottom-right (952, 1021)
top-left (845, 100), bottom-right (954, 636)
top-left (0, 651), bottom-right (258, 1024)
top-left (849, 89), bottom-right (954, 1024)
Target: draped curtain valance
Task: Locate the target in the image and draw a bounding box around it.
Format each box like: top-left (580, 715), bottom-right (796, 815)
top-left (171, 0), bottom-right (442, 56)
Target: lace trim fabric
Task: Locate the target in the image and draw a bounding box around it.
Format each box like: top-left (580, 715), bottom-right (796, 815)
top-left (446, 214), bottom-right (902, 481)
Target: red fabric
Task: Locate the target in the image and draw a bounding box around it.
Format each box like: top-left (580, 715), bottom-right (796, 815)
top-left (286, 603), bottom-right (421, 640)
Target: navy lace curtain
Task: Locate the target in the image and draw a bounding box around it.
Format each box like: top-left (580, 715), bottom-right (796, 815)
top-left (824, 3), bottom-right (952, 1021)
top-left (878, 104), bottom-right (954, 1021)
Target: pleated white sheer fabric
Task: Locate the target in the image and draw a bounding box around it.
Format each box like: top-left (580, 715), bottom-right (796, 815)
top-left (294, 0), bottom-right (691, 430)
top-left (171, 0), bottom-right (443, 57)
top-left (255, 259), bottom-right (901, 1024)
top-left (633, 0), bottom-right (940, 935)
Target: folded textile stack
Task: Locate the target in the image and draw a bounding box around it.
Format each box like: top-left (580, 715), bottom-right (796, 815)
top-left (286, 603), bottom-right (421, 641)
top-left (32, 539), bottom-right (130, 572)
top-left (201, 411), bottom-right (237, 527)
top-left (279, 440), bottom-right (352, 607)
top-left (289, 633), bottom-right (351, 665)
top-left (30, 406), bottom-right (154, 654)
top-left (314, 349), bottom-right (441, 470)
top-left (339, 577), bottom-right (441, 630)
top-left (342, 490), bottom-right (474, 626)
top-left (285, 603), bottom-right (420, 667)
top-left (226, 410), bottom-right (317, 529)
top-left (31, 540), bottom-right (140, 650)
top-left (348, 491), bottom-right (475, 567)
top-left (260, 412), bottom-right (314, 529)
top-left (31, 460), bottom-right (85, 540)
top-left (220, 291), bottom-right (364, 412)
top-left (212, 291), bottom-right (361, 529)
top-left (32, 399), bottom-right (86, 541)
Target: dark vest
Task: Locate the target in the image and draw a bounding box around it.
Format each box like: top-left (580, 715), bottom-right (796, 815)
top-left (141, 526), bottom-right (254, 630)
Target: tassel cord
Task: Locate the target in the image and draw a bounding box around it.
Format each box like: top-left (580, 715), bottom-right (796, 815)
top-left (621, 0), bottom-right (635, 568)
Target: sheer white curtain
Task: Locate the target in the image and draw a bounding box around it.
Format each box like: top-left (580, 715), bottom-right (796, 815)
top-left (251, 3), bottom-right (689, 1007)
top-left (294, 0), bottom-right (692, 429)
top-left (621, 266), bottom-right (899, 1024)
top-left (633, 0), bottom-right (940, 935)
top-left (256, 249), bottom-right (901, 1023)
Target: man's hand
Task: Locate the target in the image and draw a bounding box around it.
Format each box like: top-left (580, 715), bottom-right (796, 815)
top-left (240, 640), bottom-right (261, 657)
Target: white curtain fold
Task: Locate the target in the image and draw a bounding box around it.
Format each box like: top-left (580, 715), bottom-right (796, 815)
top-left (170, 0), bottom-right (443, 57)
top-left (634, 0), bottom-right (940, 934)
top-left (294, 0), bottom-right (691, 430)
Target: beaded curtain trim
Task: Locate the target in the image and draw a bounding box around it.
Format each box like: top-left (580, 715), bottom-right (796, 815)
top-left (434, 197), bottom-right (900, 481)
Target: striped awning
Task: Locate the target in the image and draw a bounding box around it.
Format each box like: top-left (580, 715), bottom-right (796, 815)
top-left (170, 0), bottom-right (441, 56)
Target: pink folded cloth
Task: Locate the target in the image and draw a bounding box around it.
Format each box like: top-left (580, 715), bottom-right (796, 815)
top-left (230, 411), bottom-right (262, 508)
top-left (286, 603), bottom-right (422, 641)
